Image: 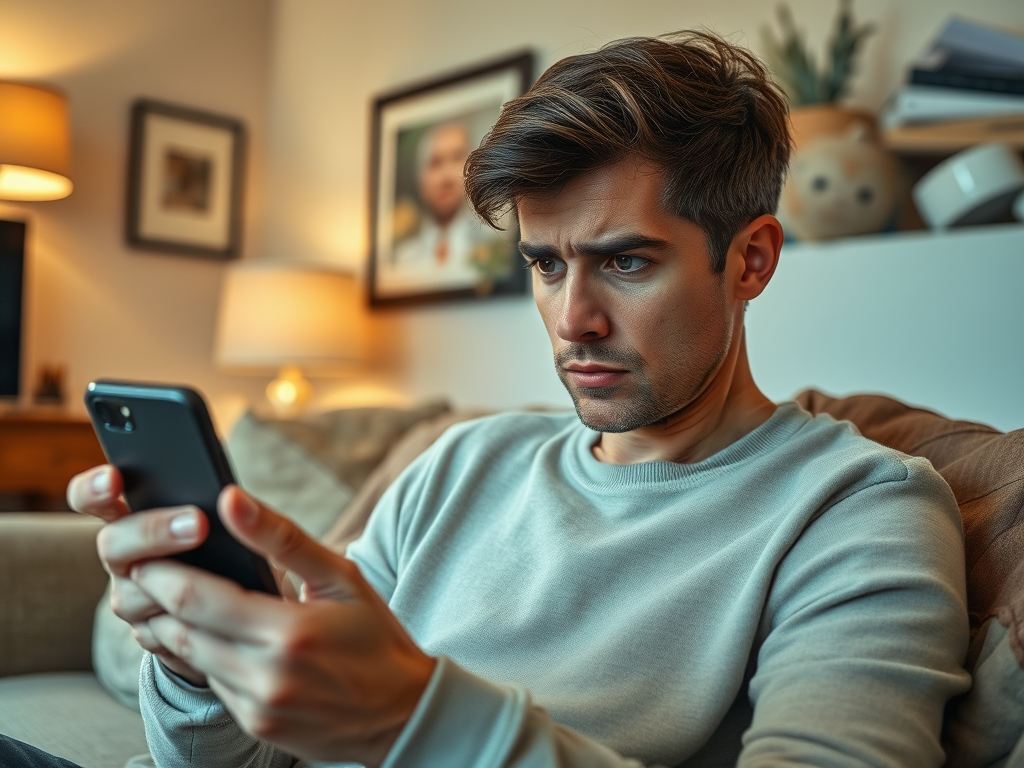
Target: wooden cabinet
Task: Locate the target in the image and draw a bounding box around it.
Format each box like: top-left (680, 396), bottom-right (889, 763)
top-left (0, 414), bottom-right (106, 511)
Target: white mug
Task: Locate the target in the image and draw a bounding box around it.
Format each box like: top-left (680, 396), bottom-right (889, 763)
top-left (913, 142), bottom-right (1024, 228)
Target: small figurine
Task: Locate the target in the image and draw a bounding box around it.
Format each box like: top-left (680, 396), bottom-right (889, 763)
top-left (33, 364), bottom-right (65, 406)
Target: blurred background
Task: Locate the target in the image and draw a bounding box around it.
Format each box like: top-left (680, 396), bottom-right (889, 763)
top-left (0, 0), bottom-right (1021, 435)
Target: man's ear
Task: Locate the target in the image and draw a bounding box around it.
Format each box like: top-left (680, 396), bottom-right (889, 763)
top-left (729, 214), bottom-right (783, 302)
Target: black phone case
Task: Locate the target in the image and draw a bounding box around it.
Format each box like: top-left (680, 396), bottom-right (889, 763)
top-left (85, 380), bottom-right (279, 595)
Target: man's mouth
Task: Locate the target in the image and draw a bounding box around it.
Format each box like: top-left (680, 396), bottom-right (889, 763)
top-left (562, 363), bottom-right (629, 388)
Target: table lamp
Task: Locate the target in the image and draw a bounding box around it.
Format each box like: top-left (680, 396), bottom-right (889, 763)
top-left (0, 81), bottom-right (72, 405)
top-left (0, 82), bottom-right (73, 201)
top-left (214, 262), bottom-right (363, 414)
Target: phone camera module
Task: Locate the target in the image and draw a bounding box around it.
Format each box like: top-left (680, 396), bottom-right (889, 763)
top-left (93, 398), bottom-right (135, 433)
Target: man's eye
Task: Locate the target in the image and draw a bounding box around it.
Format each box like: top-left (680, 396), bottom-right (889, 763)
top-left (611, 255), bottom-right (647, 273)
top-left (534, 258), bottom-right (564, 275)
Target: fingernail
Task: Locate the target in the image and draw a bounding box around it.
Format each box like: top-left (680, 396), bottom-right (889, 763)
top-left (170, 511), bottom-right (199, 541)
top-left (237, 491), bottom-right (259, 524)
top-left (92, 469), bottom-right (111, 496)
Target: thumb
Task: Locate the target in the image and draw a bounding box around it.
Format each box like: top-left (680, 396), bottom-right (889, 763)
top-left (218, 485), bottom-right (368, 601)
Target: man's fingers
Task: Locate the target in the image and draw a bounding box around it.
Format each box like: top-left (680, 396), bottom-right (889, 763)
top-left (132, 559), bottom-right (288, 643)
top-left (131, 622), bottom-right (169, 655)
top-left (218, 486), bottom-right (366, 600)
top-left (96, 506), bottom-right (210, 577)
top-left (110, 575), bottom-right (164, 624)
top-left (67, 465), bottom-right (130, 521)
top-left (147, 613), bottom-right (255, 695)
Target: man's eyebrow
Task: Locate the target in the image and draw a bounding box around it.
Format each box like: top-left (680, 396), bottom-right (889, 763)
top-left (518, 241), bottom-right (559, 259)
top-left (519, 234), bottom-right (671, 260)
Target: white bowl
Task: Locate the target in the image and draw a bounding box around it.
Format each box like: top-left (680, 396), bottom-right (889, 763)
top-left (913, 142), bottom-right (1024, 228)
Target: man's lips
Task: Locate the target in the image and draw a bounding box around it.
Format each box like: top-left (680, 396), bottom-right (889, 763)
top-left (562, 363), bottom-right (629, 388)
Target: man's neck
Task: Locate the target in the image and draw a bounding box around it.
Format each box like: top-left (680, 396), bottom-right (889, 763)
top-left (592, 331), bottom-right (776, 466)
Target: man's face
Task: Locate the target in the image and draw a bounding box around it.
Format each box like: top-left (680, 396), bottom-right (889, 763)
top-left (418, 123), bottom-right (470, 226)
top-left (518, 159), bottom-right (737, 433)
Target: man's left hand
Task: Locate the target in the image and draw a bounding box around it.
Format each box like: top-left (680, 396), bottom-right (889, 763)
top-left (134, 486), bottom-right (436, 768)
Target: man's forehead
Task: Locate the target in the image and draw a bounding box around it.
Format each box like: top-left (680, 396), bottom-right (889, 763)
top-left (517, 162), bottom-right (683, 241)
top-left (519, 160), bottom-right (667, 212)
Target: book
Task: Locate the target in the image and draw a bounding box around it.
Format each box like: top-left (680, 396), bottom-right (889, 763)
top-left (910, 68), bottom-right (1024, 97)
top-left (880, 84), bottom-right (1024, 129)
top-left (930, 17), bottom-right (1024, 71)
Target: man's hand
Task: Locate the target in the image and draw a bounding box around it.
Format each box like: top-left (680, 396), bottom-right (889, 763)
top-left (133, 486), bottom-right (436, 767)
top-left (67, 465), bottom-right (211, 685)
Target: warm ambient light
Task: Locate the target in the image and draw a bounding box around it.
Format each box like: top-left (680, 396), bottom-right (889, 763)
top-left (0, 81), bottom-right (73, 201)
top-left (214, 262), bottom-right (363, 415)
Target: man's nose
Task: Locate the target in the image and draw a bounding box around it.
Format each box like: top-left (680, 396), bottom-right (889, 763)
top-left (553, 271), bottom-right (610, 342)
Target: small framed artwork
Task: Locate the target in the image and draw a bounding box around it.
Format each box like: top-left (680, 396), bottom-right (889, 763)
top-left (126, 99), bottom-right (245, 259)
top-left (369, 51), bottom-right (534, 307)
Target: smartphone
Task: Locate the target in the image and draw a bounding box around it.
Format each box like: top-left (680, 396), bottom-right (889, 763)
top-left (85, 380), bottom-right (279, 595)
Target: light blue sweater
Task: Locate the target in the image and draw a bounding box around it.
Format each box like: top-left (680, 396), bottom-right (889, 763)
top-left (140, 403), bottom-right (971, 767)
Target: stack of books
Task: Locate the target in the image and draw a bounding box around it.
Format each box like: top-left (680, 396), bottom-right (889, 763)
top-left (881, 17), bottom-right (1024, 153)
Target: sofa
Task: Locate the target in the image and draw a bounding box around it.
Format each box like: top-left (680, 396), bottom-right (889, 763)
top-left (0, 391), bottom-right (1020, 768)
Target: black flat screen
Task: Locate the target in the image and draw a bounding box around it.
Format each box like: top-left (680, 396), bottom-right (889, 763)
top-left (0, 220), bottom-right (26, 397)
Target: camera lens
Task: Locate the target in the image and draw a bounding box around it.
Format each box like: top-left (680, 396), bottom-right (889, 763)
top-left (94, 400), bottom-right (113, 425)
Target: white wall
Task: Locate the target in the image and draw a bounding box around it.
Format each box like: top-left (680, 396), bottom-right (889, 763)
top-left (0, 0), bottom-right (273, 431)
top-left (747, 224), bottom-right (1024, 432)
top-left (263, 0), bottom-right (1024, 423)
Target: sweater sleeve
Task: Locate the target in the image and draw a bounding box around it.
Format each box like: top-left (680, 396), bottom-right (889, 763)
top-left (139, 653), bottom-right (302, 768)
top-left (740, 458), bottom-right (972, 766)
top-left (381, 656), bottom-right (654, 768)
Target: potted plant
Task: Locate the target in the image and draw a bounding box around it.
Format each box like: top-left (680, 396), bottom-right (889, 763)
top-left (764, 1), bottom-right (900, 241)
top-left (762, 0), bottom-right (877, 147)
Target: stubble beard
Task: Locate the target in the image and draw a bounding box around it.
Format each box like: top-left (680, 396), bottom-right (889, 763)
top-left (555, 321), bottom-right (733, 434)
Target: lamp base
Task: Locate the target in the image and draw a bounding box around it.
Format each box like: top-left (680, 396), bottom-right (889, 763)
top-left (266, 365), bottom-right (311, 416)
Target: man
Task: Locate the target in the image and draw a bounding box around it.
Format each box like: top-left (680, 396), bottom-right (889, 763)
top-left (14, 30), bottom-right (967, 768)
top-left (380, 120), bottom-right (505, 296)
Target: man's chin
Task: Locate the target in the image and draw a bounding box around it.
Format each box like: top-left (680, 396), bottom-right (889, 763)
top-left (569, 390), bottom-right (661, 434)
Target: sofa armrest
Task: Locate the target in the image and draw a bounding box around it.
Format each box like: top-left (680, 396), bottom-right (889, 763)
top-left (0, 513), bottom-right (106, 677)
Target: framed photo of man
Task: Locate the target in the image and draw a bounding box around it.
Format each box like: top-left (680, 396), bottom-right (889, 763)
top-left (369, 52), bottom-right (534, 307)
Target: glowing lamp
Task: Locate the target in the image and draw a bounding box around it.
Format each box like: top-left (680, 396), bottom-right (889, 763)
top-left (214, 262), bottom-right (363, 414)
top-left (0, 82), bottom-right (73, 201)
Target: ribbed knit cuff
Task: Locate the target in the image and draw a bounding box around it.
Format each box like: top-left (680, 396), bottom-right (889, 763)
top-left (381, 655), bottom-right (529, 768)
top-left (143, 652), bottom-right (226, 720)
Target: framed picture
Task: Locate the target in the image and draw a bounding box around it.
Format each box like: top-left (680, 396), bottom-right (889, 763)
top-left (126, 99), bottom-right (245, 259)
top-left (369, 51), bottom-right (534, 307)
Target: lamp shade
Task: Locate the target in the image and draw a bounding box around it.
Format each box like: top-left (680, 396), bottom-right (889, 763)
top-left (0, 82), bottom-right (73, 201)
top-left (215, 262), bottom-right (363, 370)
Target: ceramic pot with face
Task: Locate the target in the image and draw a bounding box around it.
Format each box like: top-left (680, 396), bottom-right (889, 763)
top-left (777, 106), bottom-right (899, 241)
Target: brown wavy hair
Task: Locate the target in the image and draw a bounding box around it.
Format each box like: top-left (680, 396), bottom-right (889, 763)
top-left (464, 31), bottom-right (791, 273)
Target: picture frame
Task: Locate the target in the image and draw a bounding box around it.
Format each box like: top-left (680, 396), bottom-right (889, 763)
top-left (126, 99), bottom-right (245, 260)
top-left (368, 51), bottom-right (534, 307)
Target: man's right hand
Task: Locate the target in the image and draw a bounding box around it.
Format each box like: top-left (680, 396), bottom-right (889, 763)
top-left (67, 464), bottom-right (210, 685)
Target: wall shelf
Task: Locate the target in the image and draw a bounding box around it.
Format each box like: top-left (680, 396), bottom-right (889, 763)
top-left (883, 114), bottom-right (1024, 155)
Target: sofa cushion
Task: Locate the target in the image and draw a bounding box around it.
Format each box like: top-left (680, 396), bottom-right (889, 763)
top-left (796, 389), bottom-right (1024, 767)
top-left (0, 672), bottom-right (148, 768)
top-left (255, 400), bottom-right (450, 491)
